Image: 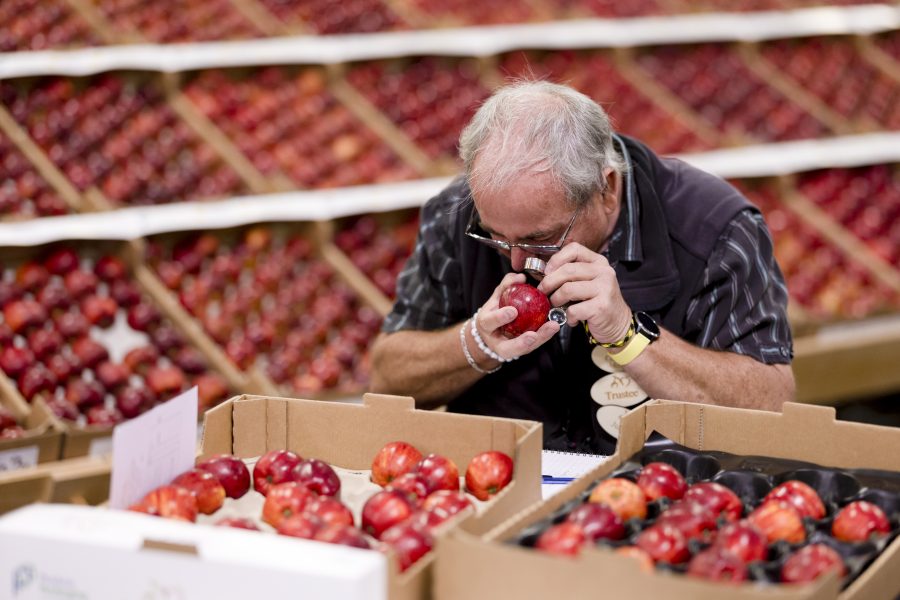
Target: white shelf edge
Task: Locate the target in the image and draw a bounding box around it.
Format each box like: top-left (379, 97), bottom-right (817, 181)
top-left (2, 132), bottom-right (900, 246)
top-left (0, 4), bottom-right (897, 79)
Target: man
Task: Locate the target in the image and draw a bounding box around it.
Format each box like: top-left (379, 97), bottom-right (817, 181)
top-left (370, 81), bottom-right (795, 454)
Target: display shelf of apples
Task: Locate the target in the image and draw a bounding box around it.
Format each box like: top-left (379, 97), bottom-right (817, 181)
top-left (0, 74), bottom-right (250, 208)
top-left (181, 67), bottom-right (419, 191)
top-left (0, 243), bottom-right (232, 435)
top-left (400, 0), bottom-right (537, 26)
top-left (759, 37), bottom-right (900, 130)
top-left (0, 130), bottom-right (73, 220)
top-left (0, 0), bottom-right (102, 52)
top-left (128, 441), bottom-right (514, 573)
top-left (89, 0), bottom-right (264, 43)
top-left (551, 0), bottom-right (675, 18)
top-left (633, 43), bottom-right (832, 143)
top-left (735, 177), bottom-right (899, 322)
top-left (333, 212), bottom-right (419, 300)
top-left (517, 445), bottom-right (899, 589)
top-left (496, 49), bottom-right (714, 154)
top-left (145, 224), bottom-right (384, 397)
top-left (253, 0), bottom-right (407, 34)
top-left (344, 56), bottom-right (490, 161)
top-left (875, 30), bottom-right (900, 63)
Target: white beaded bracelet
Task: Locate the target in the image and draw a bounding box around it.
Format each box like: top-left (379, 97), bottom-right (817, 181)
top-left (459, 320), bottom-right (500, 374)
top-left (471, 309), bottom-right (516, 363)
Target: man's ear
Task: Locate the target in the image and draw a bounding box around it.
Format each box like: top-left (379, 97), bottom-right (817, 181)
top-left (599, 169), bottom-right (620, 214)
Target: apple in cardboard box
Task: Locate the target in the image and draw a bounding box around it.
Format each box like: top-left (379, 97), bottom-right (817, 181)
top-left (254, 449), bottom-right (303, 496)
top-left (413, 453), bottom-right (460, 494)
top-left (764, 480), bottom-right (826, 520)
top-left (381, 522), bottom-right (434, 572)
top-left (713, 520), bottom-right (769, 563)
top-left (262, 481), bottom-right (316, 529)
top-left (314, 523), bottom-right (372, 549)
top-left (687, 547), bottom-right (749, 583)
top-left (197, 454), bottom-right (251, 499)
top-left (565, 502), bottom-right (625, 541)
top-left (781, 543), bottom-right (846, 584)
top-left (748, 500), bottom-right (806, 544)
top-left (832, 500), bottom-right (891, 542)
top-left (215, 517), bottom-right (260, 530)
top-left (499, 283), bottom-right (551, 338)
top-left (535, 522), bottom-right (587, 556)
top-left (277, 513), bottom-right (323, 539)
top-left (588, 477), bottom-right (647, 521)
top-left (684, 481), bottom-right (743, 522)
top-left (362, 489), bottom-right (416, 540)
top-left (465, 450), bottom-right (514, 501)
top-left (371, 440), bottom-right (423, 487)
top-left (636, 461), bottom-right (687, 502)
top-left (655, 501), bottom-right (718, 542)
top-left (305, 496), bottom-right (355, 527)
top-left (129, 484), bottom-right (198, 522)
top-left (636, 524), bottom-right (690, 564)
top-left (387, 473), bottom-right (430, 506)
top-left (172, 468), bottom-right (226, 515)
top-left (422, 490), bottom-right (473, 524)
top-left (293, 458), bottom-right (341, 498)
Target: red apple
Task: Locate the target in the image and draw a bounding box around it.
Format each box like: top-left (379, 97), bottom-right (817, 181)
top-left (85, 405), bottom-right (123, 427)
top-left (195, 372), bottom-right (229, 410)
top-left (46, 354), bottom-right (77, 382)
top-left (197, 454), bottom-right (251, 499)
top-left (637, 462), bottom-right (687, 502)
top-left (253, 449), bottom-right (303, 496)
top-left (37, 282), bottom-right (71, 312)
top-left (96, 361), bottom-right (129, 391)
top-left (687, 547), bottom-right (749, 582)
top-left (305, 496), bottom-right (354, 527)
top-left (4, 299), bottom-right (46, 334)
top-left (18, 364), bottom-right (57, 401)
top-left (713, 520), bottom-right (769, 563)
top-left (172, 469), bottom-right (226, 515)
top-left (421, 490), bottom-right (474, 524)
top-left (173, 347), bottom-right (207, 374)
top-left (535, 522), bottom-right (587, 556)
top-left (412, 453), bottom-right (460, 493)
top-left (0, 346), bottom-right (35, 379)
top-left (381, 522), bottom-right (434, 572)
top-left (63, 269), bottom-right (98, 299)
top-left (26, 328), bottom-right (63, 360)
top-left (55, 311), bottom-right (89, 339)
top-left (145, 365), bottom-right (186, 398)
top-left (110, 279), bottom-right (141, 308)
top-left (615, 546), bottom-right (655, 572)
top-left (94, 256), bottom-right (127, 281)
top-left (656, 501), bottom-right (718, 542)
top-left (588, 478), bottom-right (647, 521)
top-left (684, 482), bottom-right (743, 522)
top-left (764, 480), bottom-right (825, 520)
top-left (123, 345), bottom-right (159, 375)
top-left (371, 440), bottom-right (423, 487)
top-left (832, 500), bottom-right (891, 542)
top-left (781, 543), bottom-right (846, 583)
top-left (44, 248), bottom-right (80, 275)
top-left (636, 524), bottom-right (690, 564)
top-left (313, 523), bottom-right (371, 549)
top-left (277, 513), bottom-right (323, 539)
top-left (215, 517), bottom-right (260, 530)
top-left (127, 302), bottom-right (162, 332)
top-left (465, 450), bottom-right (514, 501)
top-left (115, 386), bottom-right (152, 418)
top-left (0, 425), bottom-right (26, 439)
top-left (262, 481), bottom-right (316, 529)
top-left (387, 472), bottom-right (431, 506)
top-left (292, 458), bottom-right (341, 498)
top-left (44, 397), bottom-right (80, 421)
top-left (566, 502), bottom-right (625, 541)
top-left (16, 262), bottom-right (49, 292)
top-left (71, 336), bottom-right (109, 369)
top-left (748, 500), bottom-right (806, 544)
top-left (362, 489), bottom-right (416, 540)
top-left (0, 406), bottom-right (17, 432)
top-left (498, 283), bottom-right (551, 337)
top-left (81, 295), bottom-right (118, 328)
top-left (129, 484), bottom-right (198, 522)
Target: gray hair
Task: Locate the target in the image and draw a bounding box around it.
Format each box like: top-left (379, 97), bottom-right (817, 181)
top-left (459, 80), bottom-right (624, 206)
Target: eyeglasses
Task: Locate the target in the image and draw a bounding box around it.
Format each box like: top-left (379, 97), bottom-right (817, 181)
top-left (465, 206), bottom-right (579, 257)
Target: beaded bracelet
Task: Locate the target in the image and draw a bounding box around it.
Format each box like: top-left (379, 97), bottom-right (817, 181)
top-left (471, 309), bottom-right (516, 363)
top-left (459, 320), bottom-right (500, 374)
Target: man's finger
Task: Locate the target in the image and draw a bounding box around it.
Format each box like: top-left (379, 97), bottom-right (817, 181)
top-left (549, 279), bottom-right (600, 308)
top-left (543, 243), bottom-right (603, 276)
top-left (500, 320), bottom-right (560, 356)
top-left (538, 262), bottom-right (601, 295)
top-left (479, 305), bottom-right (518, 332)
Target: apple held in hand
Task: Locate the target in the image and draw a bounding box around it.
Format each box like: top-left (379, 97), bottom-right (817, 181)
top-left (197, 454), bottom-right (251, 499)
top-left (565, 502), bottom-right (625, 541)
top-left (764, 480), bottom-right (826, 520)
top-left (684, 481), bottom-right (743, 522)
top-left (371, 441), bottom-right (423, 487)
top-left (172, 469), bottom-right (226, 515)
top-left (465, 450), bottom-right (514, 501)
top-left (381, 522), bottom-right (434, 572)
top-left (253, 449), bottom-right (303, 496)
top-left (832, 500), bottom-right (891, 542)
top-left (748, 500), bottom-right (806, 544)
top-left (262, 482), bottom-right (316, 529)
top-left (535, 522), bottom-right (587, 556)
top-left (588, 477), bottom-right (647, 521)
top-left (687, 547), bottom-right (749, 583)
top-left (293, 458), bottom-right (341, 498)
top-left (713, 520), bottom-right (769, 563)
top-left (637, 462), bottom-right (687, 502)
top-left (499, 283), bottom-right (551, 338)
top-left (781, 543), bottom-right (846, 584)
top-left (362, 489), bottom-right (416, 540)
top-left (413, 453), bottom-right (460, 494)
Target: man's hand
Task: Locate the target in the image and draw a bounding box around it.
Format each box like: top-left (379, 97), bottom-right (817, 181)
top-left (537, 243), bottom-right (632, 345)
top-left (474, 272), bottom-right (560, 361)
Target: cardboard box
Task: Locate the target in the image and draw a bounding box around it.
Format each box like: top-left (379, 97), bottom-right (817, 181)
top-left (200, 392), bottom-right (543, 600)
top-left (0, 454), bottom-right (111, 515)
top-left (0, 396), bottom-right (63, 469)
top-left (436, 401), bottom-right (900, 600)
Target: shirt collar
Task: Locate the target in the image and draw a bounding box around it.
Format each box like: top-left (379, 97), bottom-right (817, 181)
top-left (604, 134), bottom-right (642, 265)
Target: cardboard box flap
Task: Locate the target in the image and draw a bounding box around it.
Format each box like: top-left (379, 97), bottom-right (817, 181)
top-left (363, 393), bottom-right (416, 412)
top-left (199, 394), bottom-right (237, 456)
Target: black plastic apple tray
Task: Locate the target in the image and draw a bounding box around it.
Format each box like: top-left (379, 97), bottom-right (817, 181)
top-left (511, 433), bottom-right (900, 588)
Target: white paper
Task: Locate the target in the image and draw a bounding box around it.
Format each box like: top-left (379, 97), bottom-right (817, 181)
top-left (108, 387), bottom-right (198, 509)
top-left (0, 445), bottom-right (39, 473)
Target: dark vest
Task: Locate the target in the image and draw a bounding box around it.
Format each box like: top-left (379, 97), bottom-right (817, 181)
top-left (446, 136), bottom-right (756, 454)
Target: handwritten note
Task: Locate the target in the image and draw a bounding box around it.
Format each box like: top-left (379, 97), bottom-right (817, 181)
top-left (108, 387), bottom-right (198, 509)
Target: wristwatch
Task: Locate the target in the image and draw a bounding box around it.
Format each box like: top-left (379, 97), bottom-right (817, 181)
top-left (609, 311), bottom-right (660, 366)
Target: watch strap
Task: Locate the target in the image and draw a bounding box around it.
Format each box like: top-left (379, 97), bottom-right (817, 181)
top-left (608, 331), bottom-right (651, 366)
top-left (585, 317), bottom-right (636, 348)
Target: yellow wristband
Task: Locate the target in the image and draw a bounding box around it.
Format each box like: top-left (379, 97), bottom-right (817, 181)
top-left (608, 333), bottom-right (651, 366)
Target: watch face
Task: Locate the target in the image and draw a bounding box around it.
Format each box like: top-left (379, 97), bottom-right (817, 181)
top-left (635, 311), bottom-right (660, 340)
